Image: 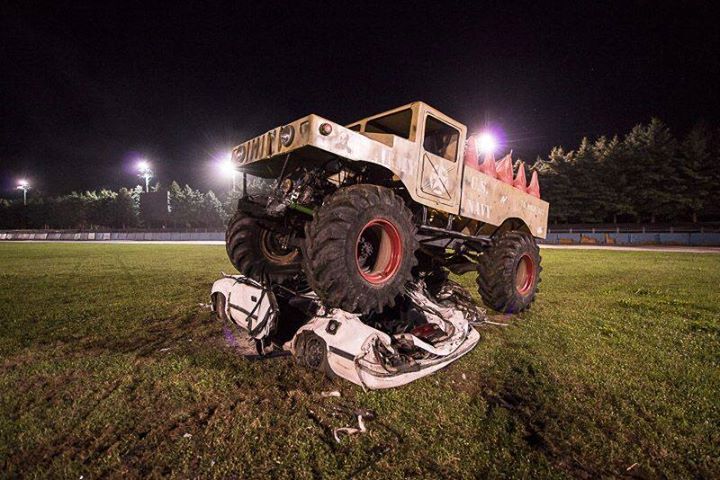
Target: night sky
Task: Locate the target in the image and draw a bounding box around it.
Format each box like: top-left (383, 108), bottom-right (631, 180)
top-left (1, 1), bottom-right (718, 196)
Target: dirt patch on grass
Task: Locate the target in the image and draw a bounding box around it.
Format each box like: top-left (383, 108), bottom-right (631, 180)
top-left (474, 358), bottom-right (615, 479)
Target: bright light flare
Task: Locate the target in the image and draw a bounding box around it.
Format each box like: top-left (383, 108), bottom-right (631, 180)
top-left (219, 159), bottom-right (235, 177)
top-left (475, 132), bottom-right (498, 155)
top-left (137, 160), bottom-right (150, 173)
top-left (17, 179), bottom-right (29, 188)
top-left (218, 152), bottom-right (236, 177)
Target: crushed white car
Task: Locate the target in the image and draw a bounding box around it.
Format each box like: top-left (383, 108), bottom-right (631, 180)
top-left (211, 274), bottom-right (485, 389)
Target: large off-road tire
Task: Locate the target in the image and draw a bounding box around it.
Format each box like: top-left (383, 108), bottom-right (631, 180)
top-left (476, 231), bottom-right (542, 313)
top-left (225, 210), bottom-right (302, 282)
top-left (303, 184), bottom-right (418, 314)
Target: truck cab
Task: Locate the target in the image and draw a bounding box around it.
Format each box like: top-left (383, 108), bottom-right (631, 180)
top-left (346, 102), bottom-right (466, 211)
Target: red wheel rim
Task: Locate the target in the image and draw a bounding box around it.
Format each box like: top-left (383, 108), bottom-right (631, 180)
top-left (515, 254), bottom-right (535, 295)
top-left (355, 219), bottom-right (403, 284)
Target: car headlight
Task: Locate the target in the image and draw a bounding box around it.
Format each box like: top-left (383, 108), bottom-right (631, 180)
top-left (279, 125), bottom-right (295, 147)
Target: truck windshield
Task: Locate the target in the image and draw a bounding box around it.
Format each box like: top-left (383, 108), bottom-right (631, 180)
top-left (365, 108), bottom-right (412, 139)
top-left (243, 174), bottom-right (276, 196)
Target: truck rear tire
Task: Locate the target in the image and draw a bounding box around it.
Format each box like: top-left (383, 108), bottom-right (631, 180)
top-left (303, 184), bottom-right (418, 314)
top-left (225, 210), bottom-right (302, 282)
top-left (476, 231), bottom-right (541, 313)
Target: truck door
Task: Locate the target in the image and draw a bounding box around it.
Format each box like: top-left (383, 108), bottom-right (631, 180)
top-left (415, 112), bottom-right (464, 212)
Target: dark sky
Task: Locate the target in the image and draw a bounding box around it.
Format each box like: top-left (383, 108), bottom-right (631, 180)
top-left (1, 1), bottom-right (718, 196)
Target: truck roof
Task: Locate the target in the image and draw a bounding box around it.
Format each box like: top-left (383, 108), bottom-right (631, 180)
top-left (346, 101), bottom-right (465, 132)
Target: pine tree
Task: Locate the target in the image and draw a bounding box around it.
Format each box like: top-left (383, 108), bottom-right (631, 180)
top-left (535, 147), bottom-right (576, 222)
top-left (571, 137), bottom-right (607, 222)
top-left (112, 188), bottom-right (139, 228)
top-left (167, 181), bottom-right (186, 227)
top-left (593, 135), bottom-right (635, 223)
top-left (678, 123), bottom-right (713, 222)
top-left (622, 118), bottom-right (681, 222)
top-left (201, 190), bottom-right (226, 228)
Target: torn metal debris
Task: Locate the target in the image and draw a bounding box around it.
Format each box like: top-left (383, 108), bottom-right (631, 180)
top-left (333, 414), bottom-right (368, 443)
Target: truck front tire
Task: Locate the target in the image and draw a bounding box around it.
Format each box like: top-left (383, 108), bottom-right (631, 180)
top-left (476, 231), bottom-right (541, 313)
top-left (225, 210), bottom-right (302, 283)
top-left (303, 184), bottom-right (418, 314)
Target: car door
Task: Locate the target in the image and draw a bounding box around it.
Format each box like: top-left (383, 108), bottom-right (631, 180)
top-left (416, 111), bottom-right (464, 212)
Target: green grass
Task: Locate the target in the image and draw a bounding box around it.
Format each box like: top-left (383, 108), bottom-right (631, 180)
top-left (0, 243), bottom-right (718, 478)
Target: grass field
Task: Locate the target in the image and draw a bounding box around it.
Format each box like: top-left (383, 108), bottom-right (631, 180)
top-left (0, 243), bottom-right (718, 478)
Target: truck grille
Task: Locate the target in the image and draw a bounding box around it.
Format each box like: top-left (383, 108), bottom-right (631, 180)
top-left (235, 128), bottom-right (279, 165)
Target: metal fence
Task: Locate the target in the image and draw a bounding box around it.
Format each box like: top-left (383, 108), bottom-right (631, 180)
top-left (541, 232), bottom-right (720, 246)
top-left (548, 223), bottom-right (719, 233)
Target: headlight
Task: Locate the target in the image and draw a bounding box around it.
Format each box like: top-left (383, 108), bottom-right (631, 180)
top-left (279, 125), bottom-right (295, 147)
top-left (319, 122), bottom-right (332, 136)
top-left (280, 178), bottom-right (293, 194)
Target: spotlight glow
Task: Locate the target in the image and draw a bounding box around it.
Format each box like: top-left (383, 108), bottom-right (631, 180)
top-left (219, 156), bottom-right (235, 177)
top-left (137, 160), bottom-right (150, 172)
top-left (17, 179), bottom-right (29, 188)
top-left (217, 151), bottom-right (237, 191)
top-left (475, 132), bottom-right (498, 155)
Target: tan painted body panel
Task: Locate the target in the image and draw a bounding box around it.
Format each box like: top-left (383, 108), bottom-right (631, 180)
top-left (461, 167), bottom-right (549, 238)
top-left (233, 112), bottom-right (436, 205)
top-left (231, 101), bottom-right (549, 238)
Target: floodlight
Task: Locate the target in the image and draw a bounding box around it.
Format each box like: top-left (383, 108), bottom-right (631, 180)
top-left (218, 151), bottom-right (237, 190)
top-left (16, 180), bottom-right (30, 205)
top-left (475, 132), bottom-right (498, 155)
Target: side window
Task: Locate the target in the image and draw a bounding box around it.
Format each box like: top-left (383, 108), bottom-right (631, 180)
top-left (365, 109), bottom-right (412, 139)
top-left (423, 116), bottom-right (459, 162)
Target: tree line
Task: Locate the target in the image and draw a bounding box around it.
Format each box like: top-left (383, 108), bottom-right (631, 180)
top-left (533, 119), bottom-right (719, 223)
top-left (2, 118), bottom-right (718, 228)
top-left (0, 182), bottom-right (245, 230)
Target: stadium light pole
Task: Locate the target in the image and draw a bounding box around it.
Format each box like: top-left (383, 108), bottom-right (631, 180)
top-left (137, 160), bottom-right (153, 192)
top-left (16, 180), bottom-right (30, 205)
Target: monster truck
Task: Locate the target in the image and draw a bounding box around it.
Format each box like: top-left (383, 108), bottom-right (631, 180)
top-left (225, 101), bottom-right (549, 314)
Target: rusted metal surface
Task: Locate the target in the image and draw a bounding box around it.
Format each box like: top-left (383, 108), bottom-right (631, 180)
top-left (231, 101), bottom-right (549, 238)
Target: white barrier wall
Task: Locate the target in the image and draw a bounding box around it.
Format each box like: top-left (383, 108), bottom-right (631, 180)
top-left (1, 230), bottom-right (718, 245)
top-left (0, 231), bottom-right (225, 241)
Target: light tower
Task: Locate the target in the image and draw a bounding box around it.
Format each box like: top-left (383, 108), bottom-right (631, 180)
top-left (16, 180), bottom-right (30, 205)
top-left (137, 160), bottom-right (153, 192)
